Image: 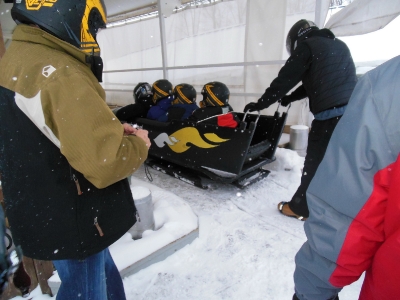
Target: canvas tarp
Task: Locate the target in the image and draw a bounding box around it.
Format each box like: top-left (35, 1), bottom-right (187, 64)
top-left (325, 0), bottom-right (400, 36)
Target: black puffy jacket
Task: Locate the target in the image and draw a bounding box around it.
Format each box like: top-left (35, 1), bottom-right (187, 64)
top-left (257, 29), bottom-right (357, 115)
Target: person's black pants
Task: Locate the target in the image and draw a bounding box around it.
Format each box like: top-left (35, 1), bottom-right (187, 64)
top-left (288, 116), bottom-right (341, 218)
top-left (293, 293), bottom-right (339, 300)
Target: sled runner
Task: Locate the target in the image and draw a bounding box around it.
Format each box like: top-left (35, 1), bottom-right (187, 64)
top-left (136, 109), bottom-right (287, 189)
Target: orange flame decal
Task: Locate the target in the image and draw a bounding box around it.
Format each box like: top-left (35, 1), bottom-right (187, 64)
top-left (26, 0), bottom-right (57, 10)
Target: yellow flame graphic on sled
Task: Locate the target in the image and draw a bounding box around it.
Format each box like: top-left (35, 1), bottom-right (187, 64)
top-left (153, 127), bottom-right (229, 153)
top-left (26, 0), bottom-right (57, 10)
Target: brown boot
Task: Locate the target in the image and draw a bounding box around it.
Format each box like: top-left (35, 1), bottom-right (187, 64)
top-left (277, 201), bottom-right (307, 221)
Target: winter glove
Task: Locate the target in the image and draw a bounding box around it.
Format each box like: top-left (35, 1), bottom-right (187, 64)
top-left (243, 102), bottom-right (259, 112)
top-left (280, 96), bottom-right (292, 107)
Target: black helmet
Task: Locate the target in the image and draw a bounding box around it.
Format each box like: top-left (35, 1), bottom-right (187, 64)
top-left (172, 83), bottom-right (197, 105)
top-left (133, 82), bottom-right (153, 106)
top-left (286, 19), bottom-right (318, 55)
top-left (152, 79), bottom-right (173, 104)
top-left (200, 81), bottom-right (230, 107)
top-left (11, 0), bottom-right (107, 53)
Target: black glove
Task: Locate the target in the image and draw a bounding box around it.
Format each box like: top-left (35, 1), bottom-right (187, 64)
top-left (243, 102), bottom-right (259, 112)
top-left (280, 96), bottom-right (292, 107)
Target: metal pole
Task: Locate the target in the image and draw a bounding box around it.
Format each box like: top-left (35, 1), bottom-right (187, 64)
top-left (243, 0), bottom-right (251, 96)
top-left (315, 0), bottom-right (322, 26)
top-left (157, 0), bottom-right (169, 79)
top-left (314, 0), bottom-right (329, 27)
top-left (0, 22), bottom-right (6, 60)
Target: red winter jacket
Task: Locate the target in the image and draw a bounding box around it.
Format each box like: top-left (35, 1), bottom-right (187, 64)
top-left (294, 55), bottom-right (400, 300)
top-left (356, 156), bottom-right (400, 299)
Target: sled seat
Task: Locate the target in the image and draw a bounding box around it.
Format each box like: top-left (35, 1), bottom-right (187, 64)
top-left (135, 118), bottom-right (171, 128)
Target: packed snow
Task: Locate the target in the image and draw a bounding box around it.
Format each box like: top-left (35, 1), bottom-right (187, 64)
top-left (11, 147), bottom-right (364, 300)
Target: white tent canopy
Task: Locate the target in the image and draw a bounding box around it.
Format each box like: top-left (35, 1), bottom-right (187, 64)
top-left (325, 0), bottom-right (400, 36)
top-left (95, 0), bottom-right (399, 126)
top-left (1, 0), bottom-right (399, 126)
top-left (99, 0), bottom-right (320, 126)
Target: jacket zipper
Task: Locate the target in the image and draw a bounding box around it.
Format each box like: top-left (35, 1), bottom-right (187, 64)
top-left (94, 217), bottom-right (104, 237)
top-left (69, 166), bottom-right (82, 195)
top-left (72, 174), bottom-right (83, 195)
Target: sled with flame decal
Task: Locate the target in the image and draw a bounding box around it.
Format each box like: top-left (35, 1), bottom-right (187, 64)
top-left (136, 110), bottom-right (287, 188)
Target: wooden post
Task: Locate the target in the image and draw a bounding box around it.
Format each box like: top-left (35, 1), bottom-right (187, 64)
top-left (0, 21), bottom-right (6, 60)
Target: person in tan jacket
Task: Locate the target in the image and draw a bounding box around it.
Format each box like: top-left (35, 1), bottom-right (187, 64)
top-left (0, 1), bottom-right (150, 299)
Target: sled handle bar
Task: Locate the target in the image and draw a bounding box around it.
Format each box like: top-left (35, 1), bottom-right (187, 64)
top-left (243, 110), bottom-right (261, 125)
top-left (277, 101), bottom-right (291, 113)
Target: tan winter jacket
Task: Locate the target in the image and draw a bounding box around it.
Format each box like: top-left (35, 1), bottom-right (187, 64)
top-left (0, 25), bottom-right (147, 260)
top-left (0, 24), bottom-right (148, 188)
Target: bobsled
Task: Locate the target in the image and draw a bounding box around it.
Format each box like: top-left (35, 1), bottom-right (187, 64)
top-left (135, 109), bottom-right (287, 189)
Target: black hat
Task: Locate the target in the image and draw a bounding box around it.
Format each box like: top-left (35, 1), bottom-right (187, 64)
top-left (200, 81), bottom-right (230, 107)
top-left (133, 82), bottom-right (153, 106)
top-left (172, 83), bottom-right (197, 105)
top-left (286, 19), bottom-right (318, 55)
top-left (152, 79), bottom-right (173, 104)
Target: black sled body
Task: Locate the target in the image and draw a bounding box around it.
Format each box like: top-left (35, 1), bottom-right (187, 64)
top-left (136, 111), bottom-right (287, 188)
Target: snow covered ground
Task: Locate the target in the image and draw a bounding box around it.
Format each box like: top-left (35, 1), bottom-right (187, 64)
top-left (11, 147), bottom-right (363, 300)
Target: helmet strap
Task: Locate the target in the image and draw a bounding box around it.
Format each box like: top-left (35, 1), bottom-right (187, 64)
top-left (63, 21), bottom-right (81, 48)
top-left (86, 55), bottom-right (103, 82)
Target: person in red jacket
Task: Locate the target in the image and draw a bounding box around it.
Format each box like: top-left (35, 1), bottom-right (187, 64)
top-left (293, 55), bottom-right (400, 300)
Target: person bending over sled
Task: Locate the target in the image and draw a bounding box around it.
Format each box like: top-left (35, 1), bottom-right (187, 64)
top-left (115, 82), bottom-right (153, 124)
top-left (146, 79), bottom-right (174, 122)
top-left (244, 20), bottom-right (357, 221)
top-left (167, 83), bottom-right (199, 121)
top-left (189, 81), bottom-right (239, 128)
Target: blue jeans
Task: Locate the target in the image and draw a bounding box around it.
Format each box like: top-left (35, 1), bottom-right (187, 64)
top-left (53, 248), bottom-right (126, 300)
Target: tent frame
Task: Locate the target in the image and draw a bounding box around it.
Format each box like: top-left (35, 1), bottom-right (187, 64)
top-left (102, 0), bottom-right (324, 94)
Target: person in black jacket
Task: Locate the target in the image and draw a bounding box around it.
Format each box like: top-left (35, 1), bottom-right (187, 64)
top-left (190, 81), bottom-right (240, 128)
top-left (244, 20), bottom-right (357, 220)
top-left (115, 82), bottom-right (154, 124)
